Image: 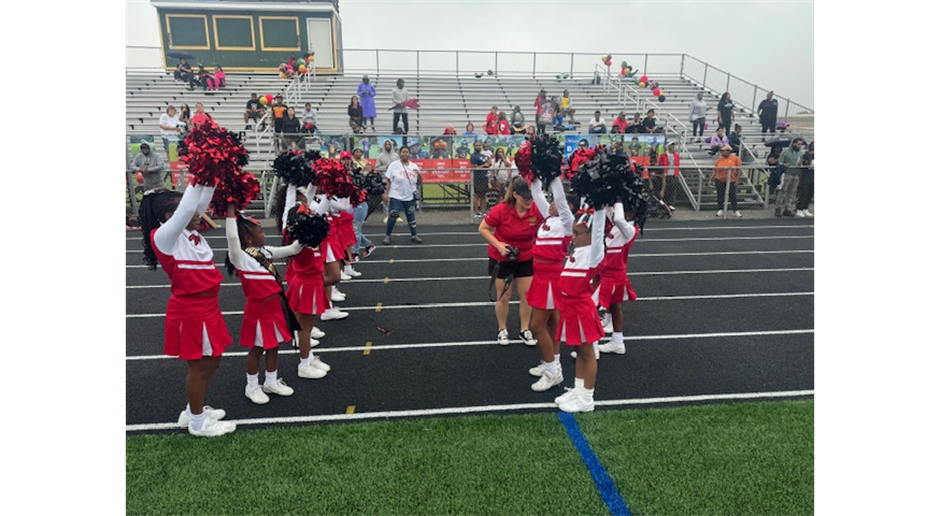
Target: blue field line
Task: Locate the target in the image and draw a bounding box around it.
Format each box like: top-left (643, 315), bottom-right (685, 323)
top-left (558, 412), bottom-right (631, 516)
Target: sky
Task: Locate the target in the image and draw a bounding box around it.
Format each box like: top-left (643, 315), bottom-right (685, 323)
top-left (125, 0), bottom-right (814, 108)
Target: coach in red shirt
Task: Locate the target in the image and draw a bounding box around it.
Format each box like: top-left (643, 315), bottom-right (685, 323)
top-left (478, 177), bottom-right (545, 346)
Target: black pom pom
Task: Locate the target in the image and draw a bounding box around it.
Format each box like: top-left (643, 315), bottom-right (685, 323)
top-left (530, 134), bottom-right (564, 184)
top-left (304, 149), bottom-right (322, 163)
top-left (571, 151), bottom-right (649, 219)
top-left (273, 151), bottom-right (314, 186)
top-left (286, 205), bottom-right (331, 248)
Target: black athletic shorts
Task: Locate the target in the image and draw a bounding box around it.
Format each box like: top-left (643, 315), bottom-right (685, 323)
top-left (488, 257), bottom-right (534, 279)
top-left (473, 169), bottom-right (490, 194)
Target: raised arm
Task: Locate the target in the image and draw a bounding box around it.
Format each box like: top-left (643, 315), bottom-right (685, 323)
top-left (153, 184), bottom-right (213, 254)
top-left (530, 178), bottom-right (550, 218)
top-left (612, 202), bottom-right (637, 241)
top-left (552, 177), bottom-right (575, 235)
top-left (267, 240), bottom-right (303, 259)
top-left (588, 208), bottom-right (606, 268)
top-left (282, 184), bottom-right (298, 231)
top-left (330, 196), bottom-right (353, 214)
top-left (225, 205), bottom-right (246, 271)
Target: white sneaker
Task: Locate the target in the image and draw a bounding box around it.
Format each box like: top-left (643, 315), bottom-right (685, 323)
top-left (570, 351), bottom-right (578, 359)
top-left (245, 385), bottom-right (271, 404)
top-left (309, 355), bottom-right (331, 372)
top-left (310, 336), bottom-right (320, 347)
top-left (805, 209), bottom-right (813, 217)
top-left (262, 378), bottom-right (295, 397)
top-left (188, 418), bottom-right (237, 437)
top-left (597, 342), bottom-right (626, 355)
top-left (716, 210), bottom-right (723, 217)
top-left (321, 308), bottom-right (349, 321)
top-left (177, 406), bottom-right (226, 428)
top-left (531, 368), bottom-right (563, 392)
top-left (331, 289), bottom-right (346, 302)
top-left (311, 326), bottom-right (326, 339)
top-left (344, 267), bottom-right (362, 278)
top-left (558, 391), bottom-right (595, 413)
top-left (734, 210), bottom-right (742, 217)
top-left (298, 362), bottom-right (327, 379)
top-left (601, 313), bottom-right (613, 334)
top-left (529, 363), bottom-right (546, 377)
top-left (555, 387), bottom-right (577, 405)
top-left (520, 330), bottom-right (537, 346)
top-left (340, 271), bottom-right (352, 281)
top-left (669, 205), bottom-right (676, 211)
top-left (795, 210), bottom-right (806, 218)
top-left (497, 329), bottom-right (510, 345)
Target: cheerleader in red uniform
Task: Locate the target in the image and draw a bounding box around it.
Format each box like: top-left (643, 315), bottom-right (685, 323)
top-left (554, 208), bottom-right (607, 413)
top-left (140, 185), bottom-right (235, 437)
top-left (319, 194), bottom-right (349, 321)
top-left (596, 202), bottom-right (638, 355)
top-left (526, 175), bottom-right (576, 392)
top-left (225, 203), bottom-right (303, 404)
top-left (279, 184), bottom-right (333, 378)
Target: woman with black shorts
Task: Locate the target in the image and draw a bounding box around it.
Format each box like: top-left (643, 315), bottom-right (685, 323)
top-left (478, 176), bottom-right (544, 346)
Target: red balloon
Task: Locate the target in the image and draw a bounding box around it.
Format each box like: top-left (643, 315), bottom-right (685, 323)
top-left (265, 94), bottom-right (274, 104)
top-left (620, 68), bottom-right (627, 76)
top-left (652, 88), bottom-right (661, 96)
top-left (605, 60), bottom-right (612, 67)
top-left (640, 75), bottom-right (648, 83)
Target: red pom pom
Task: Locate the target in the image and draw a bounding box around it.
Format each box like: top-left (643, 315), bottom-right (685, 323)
top-left (568, 147), bottom-right (597, 176)
top-left (513, 144), bottom-right (533, 181)
top-left (178, 117), bottom-right (249, 187)
top-left (351, 188), bottom-right (368, 207)
top-left (312, 158), bottom-right (359, 198)
top-left (207, 171), bottom-right (260, 217)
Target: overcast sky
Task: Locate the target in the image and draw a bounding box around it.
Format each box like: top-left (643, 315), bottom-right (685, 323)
top-left (126, 0), bottom-right (814, 108)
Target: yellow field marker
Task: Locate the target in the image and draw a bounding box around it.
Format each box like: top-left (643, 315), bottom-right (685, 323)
top-left (384, 277), bottom-right (390, 284)
top-left (375, 302), bottom-right (383, 312)
top-left (346, 405), bottom-right (356, 415)
top-left (389, 259), bottom-right (395, 264)
top-left (364, 341), bottom-right (373, 356)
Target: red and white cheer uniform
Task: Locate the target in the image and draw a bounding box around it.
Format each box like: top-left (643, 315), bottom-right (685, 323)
top-left (556, 208), bottom-right (607, 346)
top-left (526, 177), bottom-right (574, 310)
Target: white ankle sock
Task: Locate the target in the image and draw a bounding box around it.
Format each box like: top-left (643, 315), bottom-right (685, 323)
top-left (577, 385), bottom-right (595, 398)
top-left (264, 369), bottom-right (278, 386)
top-left (300, 356), bottom-right (311, 367)
top-left (189, 411), bottom-right (206, 430)
top-left (612, 333), bottom-right (624, 347)
top-left (575, 378), bottom-right (585, 390)
top-left (247, 373), bottom-right (259, 389)
top-left (553, 354), bottom-right (560, 365)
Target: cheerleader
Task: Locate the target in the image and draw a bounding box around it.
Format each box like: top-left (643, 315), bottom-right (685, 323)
top-left (554, 207), bottom-right (607, 413)
top-left (319, 194), bottom-right (349, 321)
top-left (597, 202), bottom-right (638, 355)
top-left (279, 184), bottom-right (332, 378)
top-left (225, 203), bottom-right (303, 404)
top-left (526, 176), bottom-right (576, 392)
top-left (140, 185), bottom-right (235, 437)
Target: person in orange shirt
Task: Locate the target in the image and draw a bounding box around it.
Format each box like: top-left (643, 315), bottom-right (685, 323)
top-left (709, 145), bottom-right (742, 217)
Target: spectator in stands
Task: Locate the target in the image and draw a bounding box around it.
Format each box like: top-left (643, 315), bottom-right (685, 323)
top-left (213, 66), bottom-right (226, 88)
top-left (535, 90), bottom-right (554, 134)
top-left (497, 112), bottom-right (511, 135)
top-left (444, 124), bottom-right (457, 136)
top-left (642, 109), bottom-right (662, 134)
top-left (795, 141), bottom-right (814, 218)
top-left (491, 147), bottom-right (513, 197)
top-left (707, 127), bottom-right (730, 156)
top-left (648, 148), bottom-right (667, 203)
top-left (348, 95), bottom-right (364, 134)
top-left (174, 59), bottom-right (193, 85)
top-left (588, 111), bottom-right (607, 134)
top-left (728, 124), bottom-right (744, 155)
top-left (158, 105), bottom-right (182, 158)
top-left (775, 138), bottom-right (805, 217)
top-left (625, 112), bottom-right (643, 134)
top-left (658, 141), bottom-right (681, 211)
top-left (566, 108), bottom-right (580, 126)
top-left (481, 140), bottom-right (494, 161)
top-left (358, 75), bottom-right (377, 132)
top-left (281, 107), bottom-right (302, 150)
top-left (710, 145), bottom-right (742, 217)
top-left (510, 106), bottom-right (527, 134)
top-left (179, 104), bottom-right (192, 129)
top-left (301, 102), bottom-right (317, 133)
top-left (133, 142), bottom-right (166, 190)
top-left (628, 136), bottom-right (643, 157)
top-left (464, 123), bottom-right (477, 137)
top-left (758, 91), bottom-right (779, 141)
top-left (551, 96), bottom-right (564, 127)
top-left (193, 102), bottom-right (212, 123)
top-left (471, 140), bottom-right (492, 218)
top-left (270, 95), bottom-right (288, 136)
top-left (391, 78), bottom-right (410, 134)
top-left (194, 65), bottom-right (211, 91)
top-left (484, 106), bottom-right (499, 135)
top-left (689, 91), bottom-right (708, 141)
top-left (560, 90), bottom-right (571, 117)
top-left (244, 94), bottom-right (265, 130)
top-left (612, 112), bottom-right (629, 134)
top-left (717, 92), bottom-right (734, 134)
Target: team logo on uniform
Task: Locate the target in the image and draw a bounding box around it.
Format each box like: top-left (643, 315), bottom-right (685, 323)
top-left (189, 234), bottom-right (202, 246)
top-left (527, 216), bottom-right (537, 225)
top-left (542, 224), bottom-right (551, 231)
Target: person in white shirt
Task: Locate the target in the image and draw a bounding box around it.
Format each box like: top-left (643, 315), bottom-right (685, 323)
top-left (588, 111), bottom-right (607, 134)
top-left (382, 146), bottom-right (422, 244)
top-left (158, 105), bottom-right (182, 159)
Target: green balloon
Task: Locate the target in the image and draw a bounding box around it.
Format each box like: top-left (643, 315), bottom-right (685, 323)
top-left (556, 74), bottom-right (562, 81)
top-left (621, 61), bottom-right (628, 68)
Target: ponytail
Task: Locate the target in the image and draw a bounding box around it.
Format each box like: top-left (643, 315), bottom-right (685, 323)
top-left (139, 189), bottom-right (183, 271)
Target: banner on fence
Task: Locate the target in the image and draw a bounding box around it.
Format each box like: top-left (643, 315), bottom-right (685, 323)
top-left (563, 134), bottom-right (666, 167)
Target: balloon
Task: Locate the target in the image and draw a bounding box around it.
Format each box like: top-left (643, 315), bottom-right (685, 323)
top-left (605, 60), bottom-right (612, 67)
top-left (556, 74), bottom-right (562, 81)
top-left (658, 95), bottom-right (666, 102)
top-left (640, 75), bottom-right (648, 83)
top-left (624, 66), bottom-right (632, 74)
top-left (265, 94), bottom-right (273, 104)
top-left (307, 56), bottom-right (314, 63)
top-left (600, 55), bottom-right (607, 63)
top-left (639, 82), bottom-right (646, 88)
top-left (620, 68), bottom-right (627, 77)
top-left (279, 72), bottom-right (286, 79)
top-left (652, 88), bottom-right (661, 96)
top-left (634, 78), bottom-right (640, 85)
top-left (260, 96), bottom-right (269, 105)
top-left (299, 64), bottom-right (306, 72)
top-left (621, 61), bottom-right (628, 68)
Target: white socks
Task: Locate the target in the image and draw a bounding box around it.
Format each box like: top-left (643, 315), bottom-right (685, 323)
top-left (611, 332), bottom-right (624, 347)
top-left (247, 373), bottom-right (259, 389)
top-left (573, 378), bottom-right (594, 398)
top-left (300, 355), bottom-right (311, 367)
top-left (264, 369), bottom-right (278, 387)
top-left (189, 411), bottom-right (206, 430)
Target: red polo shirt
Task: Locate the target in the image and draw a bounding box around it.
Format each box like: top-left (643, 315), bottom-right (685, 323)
top-left (484, 202), bottom-right (545, 262)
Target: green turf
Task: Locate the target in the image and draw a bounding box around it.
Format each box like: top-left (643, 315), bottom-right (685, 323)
top-left (126, 400), bottom-right (813, 516)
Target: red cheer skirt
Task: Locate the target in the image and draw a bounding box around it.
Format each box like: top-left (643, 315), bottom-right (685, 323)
top-left (337, 212), bottom-right (356, 248)
top-left (527, 260), bottom-right (564, 310)
top-left (164, 294), bottom-right (232, 360)
top-left (240, 296), bottom-right (291, 349)
top-left (286, 274), bottom-right (330, 315)
top-left (556, 296), bottom-right (605, 346)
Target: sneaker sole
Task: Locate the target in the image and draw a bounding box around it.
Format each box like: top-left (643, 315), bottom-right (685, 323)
top-left (188, 422), bottom-right (237, 437)
top-left (246, 393), bottom-right (270, 404)
top-left (321, 313), bottom-right (349, 321)
top-left (262, 386), bottom-right (294, 397)
top-left (599, 346), bottom-right (626, 355)
top-left (298, 370), bottom-right (327, 379)
top-left (531, 375), bottom-right (563, 392)
top-left (558, 403), bottom-right (595, 413)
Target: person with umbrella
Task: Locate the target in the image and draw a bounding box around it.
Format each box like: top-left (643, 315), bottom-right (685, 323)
top-left (358, 76), bottom-right (377, 132)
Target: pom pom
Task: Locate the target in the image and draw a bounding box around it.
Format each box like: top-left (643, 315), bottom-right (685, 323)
top-left (273, 150), bottom-right (314, 186)
top-left (312, 158), bottom-right (359, 198)
top-left (513, 144), bottom-right (533, 181)
top-left (207, 171), bottom-right (260, 217)
top-left (286, 204), bottom-right (331, 248)
top-left (350, 187), bottom-right (368, 207)
top-left (529, 133), bottom-right (564, 184)
top-left (570, 151), bottom-right (649, 216)
top-left (177, 117), bottom-right (250, 187)
top-left (568, 147), bottom-right (597, 175)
